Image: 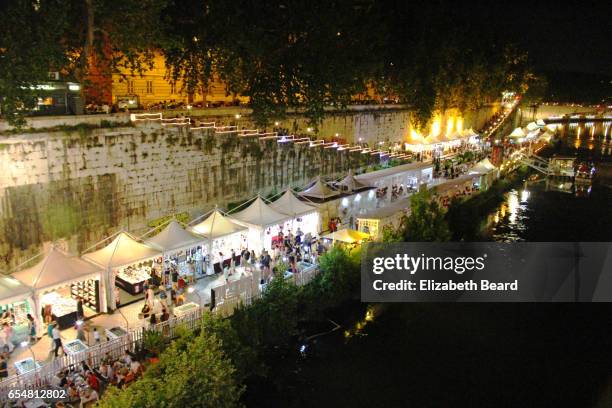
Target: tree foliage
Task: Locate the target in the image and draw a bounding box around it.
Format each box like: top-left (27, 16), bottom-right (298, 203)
top-left (399, 189), bottom-right (451, 242)
top-left (1, 0), bottom-right (540, 128)
top-left (98, 322), bottom-right (243, 408)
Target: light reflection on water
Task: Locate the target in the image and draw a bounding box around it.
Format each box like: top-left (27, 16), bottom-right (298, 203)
top-left (484, 122), bottom-right (611, 242)
top-left (486, 189), bottom-right (531, 242)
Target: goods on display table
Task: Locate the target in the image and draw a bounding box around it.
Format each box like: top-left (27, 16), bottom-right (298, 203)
top-left (0, 301), bottom-right (30, 327)
top-left (41, 291), bottom-right (78, 330)
top-left (173, 302), bottom-right (199, 318)
top-left (105, 326), bottom-right (128, 341)
top-left (298, 261), bottom-right (316, 272)
top-left (115, 265), bottom-right (153, 295)
top-left (70, 279), bottom-right (100, 313)
top-left (63, 339), bottom-right (89, 355)
top-left (14, 358), bottom-right (42, 375)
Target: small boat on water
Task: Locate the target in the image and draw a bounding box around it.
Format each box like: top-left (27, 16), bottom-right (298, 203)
top-left (574, 162), bottom-right (595, 183)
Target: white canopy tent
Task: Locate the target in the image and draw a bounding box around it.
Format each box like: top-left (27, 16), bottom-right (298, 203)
top-left (468, 158), bottom-right (498, 191)
top-left (191, 209), bottom-right (247, 239)
top-left (526, 122), bottom-right (539, 132)
top-left (509, 127), bottom-right (527, 138)
top-left (468, 158), bottom-right (497, 175)
top-left (0, 275), bottom-right (35, 338)
top-left (0, 276), bottom-right (32, 307)
top-left (461, 128), bottom-right (480, 144)
top-left (145, 220), bottom-right (207, 279)
top-left (230, 196), bottom-right (293, 251)
top-left (189, 209), bottom-right (248, 274)
top-left (299, 177), bottom-right (340, 200)
top-left (83, 232), bottom-right (161, 310)
top-left (536, 119), bottom-right (546, 127)
top-left (335, 170), bottom-right (370, 193)
top-left (269, 190), bottom-right (320, 236)
top-left (146, 220), bottom-right (204, 253)
top-left (13, 246), bottom-right (105, 319)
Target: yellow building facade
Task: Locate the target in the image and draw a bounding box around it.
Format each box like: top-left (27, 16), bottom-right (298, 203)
top-left (109, 54), bottom-right (248, 107)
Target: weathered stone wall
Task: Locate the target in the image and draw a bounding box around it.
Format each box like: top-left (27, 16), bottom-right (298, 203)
top-left (0, 103), bottom-right (501, 269)
top-left (0, 123), bottom-right (378, 269)
top-left (1, 103), bottom-right (500, 146)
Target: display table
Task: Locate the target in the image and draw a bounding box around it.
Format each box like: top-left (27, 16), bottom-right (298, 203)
top-left (14, 358), bottom-right (42, 375)
top-left (115, 268), bottom-right (151, 295)
top-left (105, 326), bottom-right (128, 341)
top-left (298, 261), bottom-right (316, 272)
top-left (64, 339), bottom-right (89, 355)
top-left (55, 311), bottom-right (78, 330)
top-left (42, 292), bottom-right (78, 330)
top-left (173, 302), bottom-right (199, 318)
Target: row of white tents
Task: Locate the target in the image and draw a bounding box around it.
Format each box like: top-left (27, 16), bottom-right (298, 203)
top-left (509, 119), bottom-right (547, 142)
top-left (0, 188), bottom-right (330, 318)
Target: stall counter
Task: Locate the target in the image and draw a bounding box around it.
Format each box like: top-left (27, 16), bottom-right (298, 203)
top-left (64, 339), bottom-right (89, 355)
top-left (14, 358), bottom-right (42, 375)
top-left (173, 302), bottom-right (199, 318)
top-left (105, 326), bottom-right (128, 341)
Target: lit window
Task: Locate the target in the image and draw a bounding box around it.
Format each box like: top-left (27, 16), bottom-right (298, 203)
top-left (127, 80), bottom-right (134, 94)
top-left (146, 81), bottom-right (153, 94)
top-left (170, 83), bottom-right (176, 94)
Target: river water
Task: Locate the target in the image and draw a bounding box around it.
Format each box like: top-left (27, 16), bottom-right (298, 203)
top-left (247, 123), bottom-right (612, 408)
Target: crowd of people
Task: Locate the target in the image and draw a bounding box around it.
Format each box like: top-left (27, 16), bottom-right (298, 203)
top-left (46, 349), bottom-right (144, 407)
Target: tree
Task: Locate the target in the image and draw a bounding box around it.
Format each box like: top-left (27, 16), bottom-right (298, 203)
top-left (231, 270), bottom-right (299, 351)
top-left (158, 0), bottom-right (383, 127)
top-left (0, 0), bottom-right (68, 126)
top-left (98, 325), bottom-right (243, 408)
top-left (0, 0), bottom-right (166, 125)
top-left (400, 190), bottom-right (451, 242)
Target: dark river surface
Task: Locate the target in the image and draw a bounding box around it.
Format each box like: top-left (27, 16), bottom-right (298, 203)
top-left (247, 123), bottom-right (612, 408)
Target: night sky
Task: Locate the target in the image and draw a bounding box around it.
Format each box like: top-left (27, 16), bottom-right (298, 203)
top-left (458, 0), bottom-right (611, 75)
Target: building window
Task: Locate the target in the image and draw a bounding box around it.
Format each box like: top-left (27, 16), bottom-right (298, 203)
top-left (146, 81), bottom-right (153, 94)
top-left (127, 80), bottom-right (134, 94)
top-left (170, 83), bottom-right (176, 94)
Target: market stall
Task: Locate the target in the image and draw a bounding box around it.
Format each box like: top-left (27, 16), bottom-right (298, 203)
top-left (269, 190), bottom-right (320, 237)
top-left (83, 232), bottom-right (161, 310)
top-left (189, 209), bottom-right (248, 275)
top-left (145, 220), bottom-right (206, 281)
top-left (13, 247), bottom-right (104, 330)
top-left (356, 199), bottom-right (412, 240)
top-left (230, 196), bottom-right (293, 252)
top-left (322, 228), bottom-right (370, 244)
top-left (0, 275), bottom-right (34, 344)
top-left (468, 157), bottom-right (499, 191)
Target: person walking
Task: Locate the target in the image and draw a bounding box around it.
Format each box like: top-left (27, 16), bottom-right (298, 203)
top-left (76, 298), bottom-right (84, 320)
top-left (2, 323), bottom-right (13, 353)
top-left (0, 354), bottom-right (7, 379)
top-left (27, 314), bottom-right (36, 343)
top-left (52, 324), bottom-right (63, 358)
top-left (47, 321), bottom-right (54, 351)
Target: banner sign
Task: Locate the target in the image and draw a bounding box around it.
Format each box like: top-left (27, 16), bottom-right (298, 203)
top-left (361, 242), bottom-right (612, 302)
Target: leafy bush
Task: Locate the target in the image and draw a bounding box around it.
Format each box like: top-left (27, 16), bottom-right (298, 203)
top-left (99, 327), bottom-right (243, 408)
top-left (142, 330), bottom-right (165, 357)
